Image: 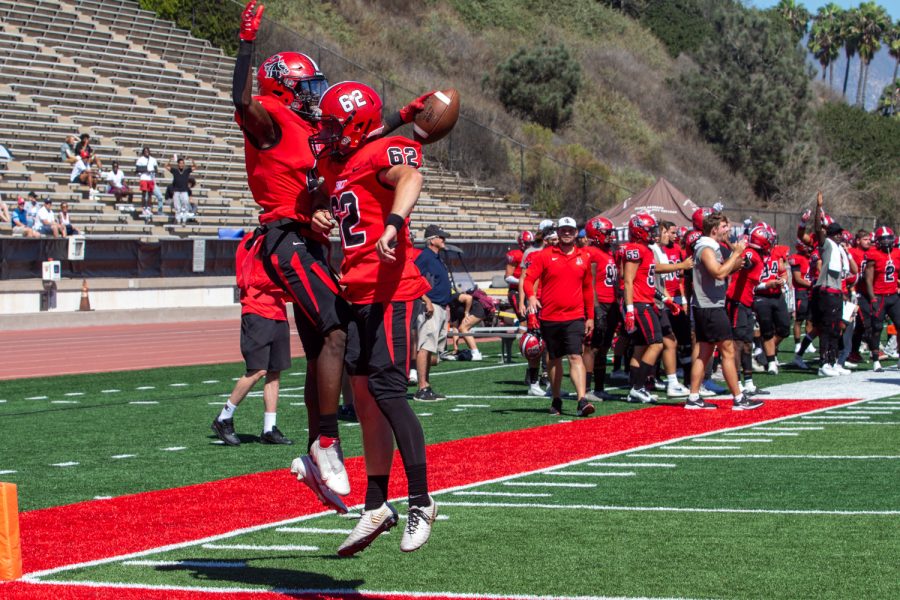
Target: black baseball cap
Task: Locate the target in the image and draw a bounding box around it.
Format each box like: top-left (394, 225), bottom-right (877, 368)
top-left (424, 224), bottom-right (448, 239)
top-left (826, 222), bottom-right (843, 237)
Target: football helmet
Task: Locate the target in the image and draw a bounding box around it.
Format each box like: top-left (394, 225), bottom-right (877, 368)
top-left (794, 239), bottom-right (812, 255)
top-left (683, 229), bottom-right (702, 253)
top-left (840, 230), bottom-right (854, 246)
top-left (517, 230), bottom-right (535, 251)
top-left (257, 52), bottom-right (328, 120)
top-left (692, 207), bottom-right (714, 232)
top-left (820, 213), bottom-right (835, 227)
top-left (628, 213), bottom-right (657, 245)
top-left (873, 226), bottom-right (896, 251)
top-left (748, 225), bottom-right (775, 253)
top-left (584, 215), bottom-right (615, 246)
top-left (309, 81), bottom-right (384, 158)
top-left (519, 332), bottom-right (545, 361)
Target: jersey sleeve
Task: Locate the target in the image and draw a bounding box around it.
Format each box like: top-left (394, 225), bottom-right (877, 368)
top-left (506, 251), bottom-right (518, 266)
top-left (522, 251), bottom-right (544, 294)
top-left (368, 136), bottom-right (423, 173)
top-left (624, 247), bottom-right (642, 263)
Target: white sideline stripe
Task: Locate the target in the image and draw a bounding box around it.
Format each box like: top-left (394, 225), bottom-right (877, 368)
top-left (455, 403), bottom-right (491, 407)
top-left (753, 426), bottom-right (823, 431)
top-left (0, 470), bottom-right (17, 475)
top-left (275, 527), bottom-right (353, 534)
top-left (504, 481), bottom-right (597, 488)
top-left (398, 513), bottom-right (451, 521)
top-left (25, 396), bottom-right (47, 400)
top-left (122, 560), bottom-right (246, 568)
top-left (450, 408), bottom-right (466, 412)
top-left (793, 421), bottom-right (900, 425)
top-left (722, 432), bottom-right (798, 436)
top-left (64, 392), bottom-right (85, 396)
top-left (0, 400), bottom-right (6, 403)
top-left (546, 471), bottom-right (635, 477)
top-left (51, 400), bottom-right (79, 404)
top-left (663, 446), bottom-right (743, 450)
top-left (208, 402), bottom-right (222, 406)
top-left (202, 543), bottom-right (318, 552)
top-left (93, 496), bottom-right (112, 500)
top-left (837, 410), bottom-right (893, 415)
top-left (699, 438), bottom-right (773, 443)
top-left (438, 501), bottom-right (900, 516)
top-left (586, 462), bottom-right (676, 468)
top-left (201, 380), bottom-right (220, 384)
top-left (22, 394), bottom-right (875, 581)
top-left (14, 579), bottom-right (702, 600)
top-left (162, 447), bottom-right (186, 452)
top-left (628, 454), bottom-right (900, 459)
top-left (452, 491), bottom-right (552, 498)
top-left (869, 401), bottom-right (900, 404)
top-left (432, 363), bottom-right (519, 377)
top-left (135, 386), bottom-right (155, 390)
top-left (417, 412), bottom-right (433, 416)
top-left (169, 383), bottom-right (189, 387)
top-left (101, 389), bottom-right (120, 393)
top-left (111, 454), bottom-right (135, 459)
top-left (801, 415), bottom-right (869, 420)
top-left (129, 401), bottom-right (158, 405)
top-left (51, 462), bottom-right (78, 467)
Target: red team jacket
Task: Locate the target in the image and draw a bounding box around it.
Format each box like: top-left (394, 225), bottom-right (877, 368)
top-left (236, 232), bottom-right (288, 321)
top-left (315, 136), bottom-right (431, 304)
top-left (523, 245), bottom-right (594, 322)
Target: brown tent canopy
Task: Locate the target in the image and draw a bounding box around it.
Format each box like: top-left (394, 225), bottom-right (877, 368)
top-left (600, 177), bottom-right (699, 229)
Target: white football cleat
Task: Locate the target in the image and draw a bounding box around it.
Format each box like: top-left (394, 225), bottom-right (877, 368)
top-left (627, 387), bottom-right (656, 404)
top-left (337, 502), bottom-right (398, 557)
top-left (817, 364), bottom-right (839, 377)
top-left (290, 455), bottom-right (348, 514)
top-left (767, 361), bottom-right (779, 375)
top-left (400, 497), bottom-right (437, 552)
top-left (470, 349), bottom-right (483, 361)
top-left (835, 364), bottom-right (851, 375)
top-left (527, 383), bottom-right (545, 396)
top-left (666, 382), bottom-right (690, 398)
top-left (873, 360), bottom-right (884, 373)
top-left (310, 437), bottom-right (351, 496)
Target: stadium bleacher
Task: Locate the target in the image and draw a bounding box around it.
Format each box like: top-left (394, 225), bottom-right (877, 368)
top-left (0, 0), bottom-right (540, 240)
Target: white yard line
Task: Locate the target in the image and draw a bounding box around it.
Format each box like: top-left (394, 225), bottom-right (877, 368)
top-left (64, 392), bottom-right (85, 397)
top-left (721, 432), bottom-right (798, 436)
top-left (697, 438), bottom-right (773, 443)
top-left (162, 447), bottom-right (186, 452)
top-left (661, 445), bottom-right (744, 450)
top-left (101, 389), bottom-right (120, 393)
top-left (627, 454), bottom-right (900, 459)
top-left (201, 543), bottom-right (318, 552)
top-left (546, 471), bottom-right (636, 477)
top-left (451, 491), bottom-right (552, 498)
top-left (438, 501), bottom-right (900, 516)
top-left (51, 401), bottom-right (80, 404)
top-left (800, 415), bottom-right (869, 420)
top-left (129, 401), bottom-right (159, 405)
top-left (503, 481), bottom-right (597, 488)
top-left (585, 462), bottom-right (676, 468)
top-left (122, 560), bottom-right (246, 568)
top-left (753, 426), bottom-right (823, 431)
top-left (791, 421), bottom-right (900, 425)
top-left (111, 455), bottom-right (135, 460)
top-left (135, 386), bottom-right (155, 390)
top-left (0, 470), bottom-right (17, 475)
top-left (275, 527), bottom-right (354, 535)
top-left (50, 462), bottom-right (79, 467)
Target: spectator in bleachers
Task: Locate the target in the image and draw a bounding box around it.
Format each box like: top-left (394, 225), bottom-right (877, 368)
top-left (0, 194), bottom-right (10, 225)
top-left (57, 201), bottom-right (79, 236)
top-left (60, 135), bottom-right (77, 165)
top-left (74, 133), bottom-right (102, 169)
top-left (103, 160), bottom-right (133, 203)
top-left (11, 197), bottom-right (39, 238)
top-left (164, 155), bottom-right (196, 225)
top-left (23, 192), bottom-right (39, 226)
top-left (135, 146), bottom-right (159, 219)
top-left (70, 151), bottom-right (98, 199)
top-left (36, 197), bottom-right (65, 238)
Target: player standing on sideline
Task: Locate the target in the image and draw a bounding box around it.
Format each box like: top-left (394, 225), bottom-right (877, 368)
top-left (753, 229), bottom-right (790, 375)
top-left (686, 212), bottom-right (761, 410)
top-left (582, 216), bottom-right (619, 401)
top-left (311, 81), bottom-right (436, 554)
top-left (863, 226), bottom-right (900, 373)
top-left (524, 217), bottom-right (595, 416)
top-left (518, 220), bottom-right (554, 395)
top-left (847, 231), bottom-right (872, 366)
top-left (506, 231), bottom-right (534, 320)
top-left (232, 1), bottom-right (432, 505)
top-left (789, 240), bottom-right (816, 368)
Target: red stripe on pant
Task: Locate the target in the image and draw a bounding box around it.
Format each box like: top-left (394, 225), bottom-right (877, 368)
top-left (642, 307), bottom-right (655, 341)
top-left (384, 302), bottom-right (395, 365)
top-left (403, 300), bottom-right (413, 374)
top-left (269, 254), bottom-right (313, 323)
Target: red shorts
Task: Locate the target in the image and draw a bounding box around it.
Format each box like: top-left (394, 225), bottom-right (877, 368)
top-left (139, 180), bottom-right (155, 192)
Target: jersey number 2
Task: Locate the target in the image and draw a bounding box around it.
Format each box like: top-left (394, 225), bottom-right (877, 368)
top-left (331, 192), bottom-right (365, 248)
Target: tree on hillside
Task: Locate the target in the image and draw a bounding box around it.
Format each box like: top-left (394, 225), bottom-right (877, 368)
top-left (888, 23), bottom-right (900, 84)
top-left (678, 8), bottom-right (812, 198)
top-left (853, 2), bottom-right (891, 108)
top-left (837, 7), bottom-right (862, 100)
top-left (489, 41), bottom-right (582, 131)
top-left (775, 0), bottom-right (811, 43)
top-left (807, 3), bottom-right (843, 86)
top-left (876, 78), bottom-right (900, 117)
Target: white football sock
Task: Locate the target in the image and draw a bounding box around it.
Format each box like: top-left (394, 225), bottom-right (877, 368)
top-left (263, 412), bottom-right (277, 433)
top-left (218, 401), bottom-right (237, 422)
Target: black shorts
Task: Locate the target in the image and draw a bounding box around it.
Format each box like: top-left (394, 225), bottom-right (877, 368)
top-left (591, 302), bottom-right (620, 349)
top-left (344, 300), bottom-right (421, 399)
top-left (668, 308), bottom-right (692, 346)
top-left (628, 302), bottom-right (663, 346)
top-left (540, 319), bottom-right (585, 360)
top-left (795, 289), bottom-right (811, 321)
top-left (450, 294), bottom-right (485, 325)
top-left (240, 313), bottom-right (291, 372)
top-left (261, 225), bottom-right (351, 359)
top-left (753, 294), bottom-right (790, 339)
top-left (727, 301), bottom-right (755, 343)
top-left (694, 306), bottom-right (732, 343)
top-left (659, 307), bottom-right (674, 337)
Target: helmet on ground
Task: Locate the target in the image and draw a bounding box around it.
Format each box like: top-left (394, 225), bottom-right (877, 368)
top-left (873, 226), bottom-right (896, 251)
top-left (309, 81), bottom-right (384, 158)
top-left (517, 230), bottom-right (535, 251)
top-left (628, 213), bottom-right (657, 245)
top-left (584, 215), bottom-right (615, 246)
top-left (748, 225), bottom-right (775, 253)
top-left (519, 332), bottom-right (545, 361)
top-left (692, 207), bottom-right (714, 231)
top-left (257, 52), bottom-right (328, 120)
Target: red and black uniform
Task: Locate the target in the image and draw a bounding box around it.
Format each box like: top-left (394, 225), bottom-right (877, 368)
top-left (727, 247), bottom-right (764, 343)
top-left (866, 247), bottom-right (900, 359)
top-left (523, 245), bottom-right (594, 359)
top-left (789, 252), bottom-right (814, 321)
top-left (585, 244), bottom-right (620, 349)
top-left (754, 246), bottom-right (790, 340)
top-left (236, 95), bottom-right (349, 359)
top-left (662, 242), bottom-right (691, 346)
top-left (316, 136), bottom-right (431, 398)
top-left (848, 245), bottom-right (872, 353)
top-left (622, 242), bottom-right (661, 346)
top-left (235, 232), bottom-right (291, 372)
top-left (506, 247), bottom-right (525, 318)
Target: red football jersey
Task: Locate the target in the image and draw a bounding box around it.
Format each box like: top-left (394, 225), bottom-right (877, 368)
top-left (849, 247), bottom-right (870, 291)
top-left (236, 232), bottom-right (287, 321)
top-left (868, 247), bottom-right (900, 296)
top-left (756, 251), bottom-right (785, 297)
top-left (789, 253), bottom-right (813, 289)
top-left (662, 243), bottom-right (683, 298)
top-left (585, 245), bottom-right (617, 303)
top-left (727, 247), bottom-right (763, 307)
top-left (523, 245), bottom-right (594, 322)
top-left (622, 242), bottom-right (656, 304)
top-left (316, 136), bottom-right (431, 304)
top-left (506, 248), bottom-right (524, 288)
top-left (236, 95), bottom-right (320, 232)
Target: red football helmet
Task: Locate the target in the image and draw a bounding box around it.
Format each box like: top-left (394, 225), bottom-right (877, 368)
top-left (517, 230), bottom-right (535, 251)
top-left (628, 213), bottom-right (657, 244)
top-left (309, 81), bottom-right (384, 158)
top-left (676, 226), bottom-right (688, 241)
top-left (519, 332), bottom-right (545, 361)
top-left (873, 226), bottom-right (896, 251)
top-left (820, 213), bottom-right (835, 227)
top-left (794, 239), bottom-right (812, 255)
top-left (683, 229), bottom-right (702, 253)
top-left (692, 207), bottom-right (714, 231)
top-left (257, 52), bottom-right (328, 120)
top-left (584, 215), bottom-right (615, 246)
top-left (840, 230), bottom-right (853, 245)
top-left (748, 225), bottom-right (775, 253)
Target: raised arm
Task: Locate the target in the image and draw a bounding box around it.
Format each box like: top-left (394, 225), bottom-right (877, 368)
top-left (232, 1), bottom-right (277, 147)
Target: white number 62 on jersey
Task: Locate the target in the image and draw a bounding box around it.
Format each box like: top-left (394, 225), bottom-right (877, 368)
top-left (339, 90), bottom-right (366, 112)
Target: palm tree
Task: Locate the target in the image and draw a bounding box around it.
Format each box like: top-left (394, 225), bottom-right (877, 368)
top-left (854, 2), bottom-right (891, 108)
top-left (777, 0), bottom-right (812, 42)
top-left (888, 23), bottom-right (900, 85)
top-left (838, 7), bottom-right (862, 100)
top-left (807, 4), bottom-right (843, 85)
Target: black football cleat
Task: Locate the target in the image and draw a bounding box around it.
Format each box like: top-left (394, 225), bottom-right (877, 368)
top-left (211, 418), bottom-right (240, 446)
top-left (260, 426), bottom-right (294, 445)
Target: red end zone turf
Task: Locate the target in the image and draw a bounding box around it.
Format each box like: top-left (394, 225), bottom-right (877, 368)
top-left (8, 399), bottom-right (853, 599)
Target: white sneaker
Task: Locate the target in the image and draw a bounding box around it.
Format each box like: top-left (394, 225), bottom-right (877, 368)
top-left (337, 502), bottom-right (398, 557)
top-left (310, 438), bottom-right (351, 496)
top-left (583, 390), bottom-right (604, 403)
top-left (741, 382), bottom-right (758, 395)
top-left (698, 387), bottom-right (716, 398)
top-left (527, 383), bottom-right (545, 396)
top-left (289, 455), bottom-right (348, 514)
top-left (794, 342), bottom-right (801, 354)
top-left (400, 497), bottom-right (437, 552)
top-left (653, 380), bottom-right (667, 392)
top-left (751, 360), bottom-right (765, 373)
top-left (767, 361), bottom-right (779, 375)
top-left (807, 343), bottom-right (817, 355)
top-left (666, 382), bottom-right (690, 398)
top-left (843, 360), bottom-right (858, 369)
top-left (817, 364), bottom-right (839, 377)
top-left (791, 355), bottom-right (809, 370)
top-left (873, 360), bottom-right (884, 373)
top-left (470, 349), bottom-right (483, 361)
top-left (835, 364), bottom-right (851, 375)
top-left (408, 369), bottom-right (418, 385)
top-left (627, 387), bottom-right (656, 404)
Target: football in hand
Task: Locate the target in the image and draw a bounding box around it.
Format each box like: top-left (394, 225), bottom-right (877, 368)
top-left (413, 89), bottom-right (460, 144)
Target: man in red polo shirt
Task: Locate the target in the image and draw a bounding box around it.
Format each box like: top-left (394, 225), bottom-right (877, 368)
top-left (524, 217), bottom-right (595, 417)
